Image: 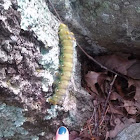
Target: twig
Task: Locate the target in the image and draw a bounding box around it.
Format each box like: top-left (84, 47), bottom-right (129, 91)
top-left (94, 75), bottom-right (117, 131)
top-left (100, 75), bottom-right (117, 124)
top-left (103, 74), bottom-right (117, 113)
top-left (77, 44), bottom-right (121, 76)
top-left (99, 106), bottom-right (109, 126)
top-left (47, 0), bottom-right (63, 23)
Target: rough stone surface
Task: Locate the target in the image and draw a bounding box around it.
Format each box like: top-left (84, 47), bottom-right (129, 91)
top-left (114, 123), bottom-right (140, 140)
top-left (49, 0), bottom-right (140, 57)
top-left (0, 0), bottom-right (94, 139)
top-left (1, 0), bottom-right (139, 139)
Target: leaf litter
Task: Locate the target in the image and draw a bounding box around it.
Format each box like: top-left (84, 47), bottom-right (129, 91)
top-left (71, 54), bottom-right (140, 140)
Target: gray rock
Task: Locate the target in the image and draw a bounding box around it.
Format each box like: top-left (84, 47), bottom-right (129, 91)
top-left (0, 0), bottom-right (94, 139)
top-left (0, 49), bottom-right (8, 63)
top-left (114, 123), bottom-right (140, 140)
top-left (0, 0), bottom-right (140, 139)
top-left (50, 0), bottom-right (140, 57)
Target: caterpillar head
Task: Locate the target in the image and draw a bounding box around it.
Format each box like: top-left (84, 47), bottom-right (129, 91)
top-left (59, 23), bottom-right (68, 30)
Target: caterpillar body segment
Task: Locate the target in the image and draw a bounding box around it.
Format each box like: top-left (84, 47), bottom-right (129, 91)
top-left (59, 54), bottom-right (73, 65)
top-left (49, 94), bottom-right (65, 105)
top-left (59, 54), bottom-right (73, 63)
top-left (58, 65), bottom-right (73, 73)
top-left (55, 88), bottom-right (68, 95)
top-left (48, 23), bottom-right (76, 105)
top-left (61, 61), bottom-right (73, 69)
top-left (56, 80), bottom-right (69, 90)
top-left (62, 45), bottom-right (73, 52)
top-left (61, 40), bottom-right (75, 46)
top-left (55, 71), bottom-right (72, 81)
top-left (60, 52), bottom-right (73, 64)
top-left (59, 71), bottom-right (72, 80)
top-left (62, 53), bottom-right (73, 59)
top-left (59, 33), bottom-right (75, 40)
top-left (61, 48), bottom-right (73, 54)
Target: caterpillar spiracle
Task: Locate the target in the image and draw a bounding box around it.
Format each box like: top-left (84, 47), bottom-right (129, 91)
top-left (48, 23), bottom-right (76, 105)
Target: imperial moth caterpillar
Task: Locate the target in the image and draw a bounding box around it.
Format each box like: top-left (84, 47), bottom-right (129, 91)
top-left (48, 23), bottom-right (75, 105)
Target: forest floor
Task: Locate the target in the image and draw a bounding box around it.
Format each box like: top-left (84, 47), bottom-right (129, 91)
top-left (69, 53), bottom-right (140, 140)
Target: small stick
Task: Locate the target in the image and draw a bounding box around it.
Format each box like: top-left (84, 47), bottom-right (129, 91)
top-left (99, 106), bottom-right (109, 126)
top-left (100, 75), bottom-right (117, 125)
top-left (103, 74), bottom-right (117, 113)
top-left (94, 75), bottom-right (117, 131)
top-left (77, 44), bottom-right (120, 76)
top-left (48, 0), bottom-right (63, 23)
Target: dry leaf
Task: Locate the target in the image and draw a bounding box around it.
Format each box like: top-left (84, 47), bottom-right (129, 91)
top-left (128, 79), bottom-right (140, 101)
top-left (85, 71), bottom-right (101, 94)
top-left (108, 104), bottom-right (124, 115)
top-left (85, 71), bottom-right (108, 94)
top-left (134, 81), bottom-right (140, 101)
top-left (95, 54), bottom-right (136, 77)
top-left (123, 100), bottom-right (137, 115)
top-left (132, 80), bottom-right (140, 110)
top-left (110, 92), bottom-right (122, 101)
top-left (127, 61), bottom-right (140, 79)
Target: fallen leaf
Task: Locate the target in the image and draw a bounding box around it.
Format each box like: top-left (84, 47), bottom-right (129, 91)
top-left (85, 71), bottom-right (108, 95)
top-left (123, 100), bottom-right (137, 115)
top-left (110, 92), bottom-right (122, 101)
top-left (85, 71), bottom-right (101, 94)
top-left (98, 73), bottom-right (110, 94)
top-left (108, 103), bottom-right (124, 115)
top-left (128, 79), bottom-right (140, 101)
top-left (95, 54), bottom-right (136, 77)
top-left (134, 81), bottom-right (140, 101)
top-left (114, 77), bottom-right (126, 97)
top-left (132, 80), bottom-right (140, 110)
top-left (127, 61), bottom-right (140, 79)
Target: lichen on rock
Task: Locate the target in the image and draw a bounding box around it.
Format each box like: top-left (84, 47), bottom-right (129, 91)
top-left (0, 102), bottom-right (40, 140)
top-left (0, 0), bottom-right (95, 139)
top-left (17, 0), bottom-right (60, 79)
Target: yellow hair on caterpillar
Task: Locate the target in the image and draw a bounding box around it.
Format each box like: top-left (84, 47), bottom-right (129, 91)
top-left (59, 31), bottom-right (75, 40)
top-left (59, 23), bottom-right (67, 30)
top-left (60, 35), bottom-right (75, 41)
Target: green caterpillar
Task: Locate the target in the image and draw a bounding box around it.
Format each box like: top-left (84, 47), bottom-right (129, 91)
top-left (48, 23), bottom-right (76, 105)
